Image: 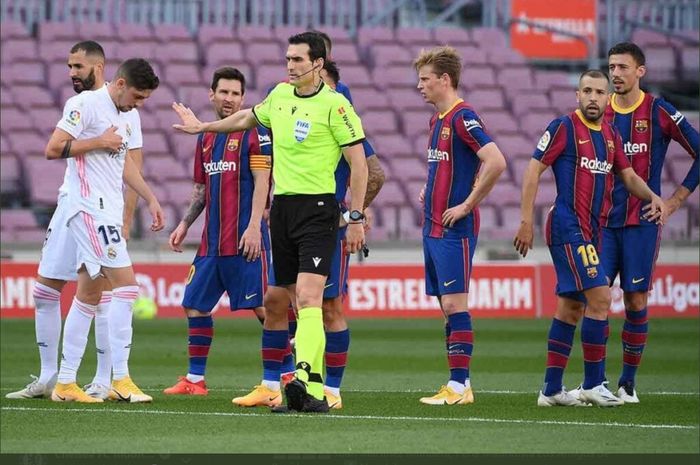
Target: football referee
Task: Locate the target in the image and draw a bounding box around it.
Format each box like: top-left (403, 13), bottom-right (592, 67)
top-left (172, 32), bottom-right (368, 412)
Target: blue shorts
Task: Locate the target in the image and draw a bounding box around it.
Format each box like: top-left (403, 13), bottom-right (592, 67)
top-left (268, 227), bottom-right (349, 300)
top-left (549, 241), bottom-right (609, 302)
top-left (363, 139), bottom-right (376, 157)
top-left (601, 225), bottom-right (661, 292)
top-left (423, 236), bottom-right (476, 296)
top-left (182, 252), bottom-right (270, 312)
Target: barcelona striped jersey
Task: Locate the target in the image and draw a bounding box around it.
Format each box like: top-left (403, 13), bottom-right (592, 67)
top-left (193, 127), bottom-right (272, 256)
top-left (602, 91), bottom-right (699, 227)
top-left (423, 99), bottom-right (493, 239)
top-left (534, 110), bottom-right (631, 246)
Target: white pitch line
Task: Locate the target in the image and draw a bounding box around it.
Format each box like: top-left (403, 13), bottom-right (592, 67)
top-left (2, 406), bottom-right (697, 431)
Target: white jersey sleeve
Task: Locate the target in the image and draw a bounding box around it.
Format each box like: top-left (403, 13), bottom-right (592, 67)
top-left (124, 109), bottom-right (143, 150)
top-left (56, 94), bottom-right (93, 139)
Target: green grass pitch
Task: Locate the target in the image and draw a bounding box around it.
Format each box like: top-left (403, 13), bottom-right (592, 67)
top-left (1, 318), bottom-right (698, 454)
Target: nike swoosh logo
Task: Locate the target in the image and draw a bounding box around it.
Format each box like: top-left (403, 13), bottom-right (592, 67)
top-left (202, 144), bottom-right (212, 152)
top-left (245, 293), bottom-right (258, 300)
top-left (114, 390), bottom-right (131, 402)
top-left (55, 394), bottom-right (66, 401)
top-left (269, 396), bottom-right (280, 401)
top-left (632, 278), bottom-right (645, 284)
top-left (443, 280), bottom-right (457, 286)
top-left (578, 139), bottom-right (590, 144)
top-left (324, 283), bottom-right (334, 289)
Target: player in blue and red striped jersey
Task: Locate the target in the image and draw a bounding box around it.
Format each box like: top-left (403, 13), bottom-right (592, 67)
top-left (163, 67), bottom-right (272, 396)
top-left (414, 46), bottom-right (507, 405)
top-left (514, 69), bottom-right (667, 407)
top-left (602, 42), bottom-right (699, 403)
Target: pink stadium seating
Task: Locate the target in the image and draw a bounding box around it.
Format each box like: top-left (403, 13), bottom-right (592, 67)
top-left (0, 21), bottom-right (696, 240)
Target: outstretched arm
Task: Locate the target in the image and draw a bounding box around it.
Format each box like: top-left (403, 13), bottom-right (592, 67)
top-left (172, 103), bottom-right (257, 134)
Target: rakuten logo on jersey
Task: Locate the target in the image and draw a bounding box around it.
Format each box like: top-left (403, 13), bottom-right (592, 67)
top-left (623, 141), bottom-right (648, 156)
top-left (428, 148), bottom-right (449, 162)
top-left (580, 157), bottom-right (612, 174)
top-left (203, 160), bottom-right (237, 175)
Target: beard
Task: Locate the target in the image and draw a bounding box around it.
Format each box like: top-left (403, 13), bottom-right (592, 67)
top-left (72, 69), bottom-right (96, 93)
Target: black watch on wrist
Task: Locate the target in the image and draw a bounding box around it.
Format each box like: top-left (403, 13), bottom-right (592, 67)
top-left (349, 210), bottom-right (365, 222)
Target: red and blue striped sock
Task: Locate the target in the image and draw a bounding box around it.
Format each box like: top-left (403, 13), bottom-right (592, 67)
top-left (581, 316), bottom-right (608, 389)
top-left (619, 308), bottom-right (648, 387)
top-left (542, 318), bottom-right (576, 396)
top-left (446, 312), bottom-right (473, 385)
top-left (324, 329), bottom-right (350, 389)
top-left (187, 315), bottom-right (213, 377)
top-left (262, 329), bottom-right (287, 382)
top-left (280, 340), bottom-right (295, 375)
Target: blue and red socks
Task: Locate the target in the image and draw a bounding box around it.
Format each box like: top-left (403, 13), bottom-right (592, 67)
top-left (324, 329), bottom-right (350, 393)
top-left (619, 308), bottom-right (648, 388)
top-left (542, 318), bottom-right (576, 396)
top-left (581, 316), bottom-right (608, 389)
top-left (262, 329), bottom-right (288, 390)
top-left (187, 315), bottom-right (213, 381)
top-left (446, 312), bottom-right (473, 391)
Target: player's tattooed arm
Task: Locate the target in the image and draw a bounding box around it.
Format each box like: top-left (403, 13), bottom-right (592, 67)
top-left (45, 127), bottom-right (123, 160)
top-left (181, 183), bottom-right (206, 227)
top-left (363, 155), bottom-right (386, 209)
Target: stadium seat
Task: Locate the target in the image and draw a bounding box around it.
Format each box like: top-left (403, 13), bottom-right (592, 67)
top-left (374, 134), bottom-right (414, 158)
top-left (460, 65), bottom-right (498, 91)
top-left (478, 204), bottom-right (499, 235)
top-left (680, 45), bottom-right (699, 77)
top-left (4, 62), bottom-right (46, 87)
top-left (511, 94), bottom-right (552, 118)
top-left (631, 29), bottom-right (669, 48)
top-left (0, 21), bottom-right (30, 40)
top-left (155, 23), bottom-right (192, 43)
top-left (494, 134), bottom-right (533, 159)
top-left (11, 85), bottom-right (56, 110)
top-left (114, 41), bottom-right (158, 61)
top-left (6, 130), bottom-right (46, 158)
top-left (373, 180), bottom-right (408, 207)
top-left (466, 88), bottom-right (506, 111)
top-left (22, 157), bottom-right (65, 205)
top-left (664, 206), bottom-right (689, 240)
top-left (396, 27), bottom-right (435, 48)
top-left (400, 110), bottom-right (432, 136)
top-left (143, 155), bottom-right (188, 183)
top-left (39, 21), bottom-right (79, 42)
top-left (391, 156), bottom-right (426, 181)
top-left (204, 41), bottom-right (246, 67)
top-left (362, 109), bottom-right (400, 136)
top-left (335, 65), bottom-right (372, 89)
top-left (1, 39), bottom-right (37, 64)
top-left (331, 43), bottom-right (362, 65)
top-left (480, 110), bottom-right (519, 136)
top-left (487, 47), bottom-right (527, 67)
top-left (431, 27), bottom-right (473, 47)
top-left (245, 42), bottom-right (283, 65)
top-left (519, 110), bottom-right (556, 140)
top-left (235, 25), bottom-right (276, 44)
top-left (1, 107), bottom-right (36, 133)
top-left (0, 152), bottom-right (23, 196)
top-left (459, 46), bottom-right (488, 65)
top-left (29, 108), bottom-right (63, 134)
top-left (372, 65), bottom-right (418, 89)
top-left (350, 87), bottom-right (390, 111)
top-left (471, 26), bottom-right (508, 50)
top-left (371, 44), bottom-right (414, 66)
top-left (159, 42), bottom-right (200, 65)
top-left (115, 23), bottom-right (155, 42)
top-left (77, 21), bottom-right (118, 40)
top-left (549, 88), bottom-right (576, 114)
top-left (197, 24), bottom-right (236, 49)
top-left (644, 46), bottom-right (677, 83)
top-left (356, 26), bottom-right (396, 50)
top-left (534, 70), bottom-right (575, 91)
top-left (163, 63), bottom-right (202, 86)
top-left (386, 88), bottom-right (425, 112)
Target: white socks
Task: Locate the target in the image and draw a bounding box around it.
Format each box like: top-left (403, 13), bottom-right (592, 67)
top-left (33, 283), bottom-right (62, 385)
top-left (91, 291), bottom-right (113, 386)
top-left (57, 298), bottom-right (96, 384)
top-left (447, 380), bottom-right (466, 394)
top-left (109, 286), bottom-right (139, 380)
top-left (262, 380), bottom-right (281, 391)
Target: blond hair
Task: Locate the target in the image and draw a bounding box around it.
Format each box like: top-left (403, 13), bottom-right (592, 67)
top-left (413, 46), bottom-right (462, 89)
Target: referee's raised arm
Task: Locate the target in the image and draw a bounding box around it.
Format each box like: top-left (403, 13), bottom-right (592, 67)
top-left (172, 103), bottom-right (257, 134)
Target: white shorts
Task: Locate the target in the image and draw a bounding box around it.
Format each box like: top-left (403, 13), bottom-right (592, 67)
top-left (38, 197), bottom-right (79, 281)
top-left (67, 211), bottom-right (131, 280)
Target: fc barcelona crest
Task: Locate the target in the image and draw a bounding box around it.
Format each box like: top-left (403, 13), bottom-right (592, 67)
top-left (441, 127), bottom-right (451, 140)
top-left (635, 119), bottom-right (649, 133)
top-left (227, 138), bottom-right (239, 151)
top-left (587, 267), bottom-right (598, 278)
top-left (606, 139), bottom-right (615, 153)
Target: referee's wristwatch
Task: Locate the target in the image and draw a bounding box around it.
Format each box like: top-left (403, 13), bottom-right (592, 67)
top-left (348, 210), bottom-right (365, 224)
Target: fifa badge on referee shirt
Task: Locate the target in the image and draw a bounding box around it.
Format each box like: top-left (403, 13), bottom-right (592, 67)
top-left (635, 120), bottom-right (649, 133)
top-left (587, 267), bottom-right (598, 278)
top-left (294, 120), bottom-right (311, 142)
top-left (441, 127), bottom-right (451, 140)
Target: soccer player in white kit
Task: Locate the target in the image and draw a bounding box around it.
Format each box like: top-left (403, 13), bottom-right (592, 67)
top-left (5, 41), bottom-right (144, 401)
top-left (44, 58), bottom-right (163, 403)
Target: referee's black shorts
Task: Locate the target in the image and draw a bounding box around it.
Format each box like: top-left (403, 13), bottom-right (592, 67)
top-left (270, 193), bottom-right (340, 286)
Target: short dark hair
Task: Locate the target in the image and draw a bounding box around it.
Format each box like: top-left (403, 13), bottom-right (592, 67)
top-left (288, 32), bottom-right (326, 62)
top-left (579, 69), bottom-right (610, 83)
top-left (210, 67), bottom-right (246, 94)
top-left (70, 40), bottom-right (105, 60)
top-left (323, 60), bottom-right (340, 85)
top-left (308, 29), bottom-right (332, 54)
top-left (114, 58), bottom-right (159, 90)
top-left (608, 42), bottom-right (646, 66)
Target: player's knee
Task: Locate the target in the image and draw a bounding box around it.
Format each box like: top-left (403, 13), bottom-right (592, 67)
top-left (322, 298), bottom-right (345, 327)
top-left (296, 288), bottom-right (321, 310)
top-left (77, 289), bottom-right (102, 305)
top-left (184, 308), bottom-right (210, 318)
top-left (587, 294), bottom-right (612, 315)
top-left (623, 292), bottom-right (647, 311)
